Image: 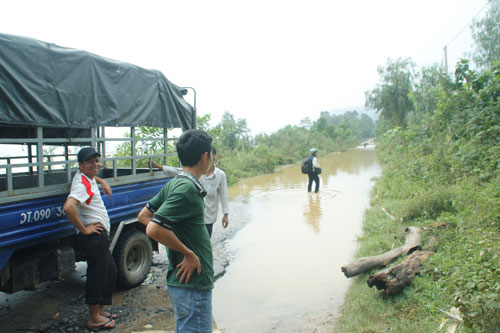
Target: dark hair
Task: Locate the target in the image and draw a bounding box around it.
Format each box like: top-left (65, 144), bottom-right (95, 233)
top-left (176, 129), bottom-right (212, 167)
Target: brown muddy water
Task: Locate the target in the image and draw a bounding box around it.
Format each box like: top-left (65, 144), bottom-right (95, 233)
top-left (212, 145), bottom-right (380, 332)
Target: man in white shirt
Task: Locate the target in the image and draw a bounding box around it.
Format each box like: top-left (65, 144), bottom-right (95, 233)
top-left (152, 146), bottom-right (229, 237)
top-left (63, 147), bottom-right (117, 330)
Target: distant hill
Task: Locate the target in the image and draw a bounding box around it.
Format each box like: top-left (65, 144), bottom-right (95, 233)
top-left (327, 106), bottom-right (378, 121)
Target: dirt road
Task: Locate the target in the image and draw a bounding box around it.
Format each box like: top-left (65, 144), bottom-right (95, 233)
top-left (0, 254), bottom-right (176, 333)
top-left (1, 223), bottom-right (231, 333)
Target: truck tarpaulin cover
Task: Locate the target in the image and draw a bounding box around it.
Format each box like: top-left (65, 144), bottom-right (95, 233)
top-left (0, 33), bottom-right (193, 130)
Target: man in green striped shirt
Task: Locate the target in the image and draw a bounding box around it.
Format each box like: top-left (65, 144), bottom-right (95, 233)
top-left (138, 129), bottom-right (214, 332)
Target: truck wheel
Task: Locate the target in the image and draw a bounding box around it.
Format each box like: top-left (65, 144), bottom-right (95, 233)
top-left (113, 230), bottom-right (152, 289)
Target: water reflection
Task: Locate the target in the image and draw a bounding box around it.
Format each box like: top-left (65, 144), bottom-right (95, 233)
top-left (213, 146), bottom-right (380, 332)
top-left (303, 193), bottom-right (322, 232)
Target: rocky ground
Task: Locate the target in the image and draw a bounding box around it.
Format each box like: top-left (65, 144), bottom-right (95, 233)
top-left (1, 254), bottom-right (172, 332)
top-left (0, 223), bottom-right (234, 333)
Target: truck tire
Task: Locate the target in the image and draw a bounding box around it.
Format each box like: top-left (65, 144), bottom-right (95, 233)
top-left (113, 230), bottom-right (153, 289)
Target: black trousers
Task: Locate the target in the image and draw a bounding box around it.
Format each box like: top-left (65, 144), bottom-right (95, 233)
top-left (77, 232), bottom-right (117, 305)
top-left (308, 173), bottom-right (320, 193)
top-left (206, 223), bottom-right (214, 237)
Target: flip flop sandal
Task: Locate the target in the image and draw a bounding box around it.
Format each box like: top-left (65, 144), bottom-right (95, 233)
top-left (87, 318), bottom-right (116, 330)
top-left (107, 314), bottom-right (118, 319)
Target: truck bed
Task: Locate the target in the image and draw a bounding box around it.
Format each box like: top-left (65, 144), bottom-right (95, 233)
top-left (0, 177), bottom-right (171, 271)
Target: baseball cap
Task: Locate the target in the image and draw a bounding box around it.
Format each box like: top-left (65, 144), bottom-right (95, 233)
top-left (310, 148), bottom-right (318, 154)
top-left (77, 147), bottom-right (101, 162)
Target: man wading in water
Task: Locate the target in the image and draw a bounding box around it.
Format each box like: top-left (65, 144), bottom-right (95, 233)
top-left (307, 148), bottom-right (321, 193)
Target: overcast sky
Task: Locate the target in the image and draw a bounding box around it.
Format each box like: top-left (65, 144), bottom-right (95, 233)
top-left (1, 0), bottom-right (490, 135)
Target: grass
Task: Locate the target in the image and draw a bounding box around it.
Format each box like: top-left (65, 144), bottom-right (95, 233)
top-left (334, 165), bottom-right (500, 332)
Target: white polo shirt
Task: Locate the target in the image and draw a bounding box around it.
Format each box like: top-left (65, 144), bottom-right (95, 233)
top-left (161, 166), bottom-right (229, 225)
top-left (68, 171), bottom-right (110, 233)
top-left (312, 156), bottom-right (320, 168)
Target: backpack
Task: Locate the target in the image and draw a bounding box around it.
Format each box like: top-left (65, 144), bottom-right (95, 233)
top-left (301, 156), bottom-right (313, 174)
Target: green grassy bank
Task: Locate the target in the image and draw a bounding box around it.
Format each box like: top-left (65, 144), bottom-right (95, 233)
top-left (334, 154), bottom-right (500, 332)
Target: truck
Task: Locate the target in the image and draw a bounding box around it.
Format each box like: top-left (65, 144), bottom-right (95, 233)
top-left (0, 33), bottom-right (196, 293)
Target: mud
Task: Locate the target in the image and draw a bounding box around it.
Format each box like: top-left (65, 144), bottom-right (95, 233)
top-left (0, 253), bottom-right (173, 333)
top-left (0, 215), bottom-right (237, 333)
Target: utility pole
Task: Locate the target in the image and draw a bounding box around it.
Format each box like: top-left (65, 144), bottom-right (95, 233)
top-left (443, 46), bottom-right (448, 73)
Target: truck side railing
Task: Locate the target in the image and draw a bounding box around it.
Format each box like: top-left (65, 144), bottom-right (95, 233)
top-left (0, 126), bottom-right (179, 204)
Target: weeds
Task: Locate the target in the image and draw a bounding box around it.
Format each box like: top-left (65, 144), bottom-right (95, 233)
top-left (400, 188), bottom-right (455, 222)
top-left (336, 156), bottom-right (499, 332)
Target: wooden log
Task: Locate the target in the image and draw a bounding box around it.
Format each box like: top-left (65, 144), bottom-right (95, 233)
top-left (341, 226), bottom-right (421, 278)
top-left (366, 248), bottom-right (434, 295)
top-left (366, 237), bottom-right (437, 295)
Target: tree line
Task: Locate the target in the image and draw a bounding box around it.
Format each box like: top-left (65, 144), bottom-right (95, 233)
top-left (198, 109), bottom-right (374, 185)
top-left (114, 105), bottom-right (374, 186)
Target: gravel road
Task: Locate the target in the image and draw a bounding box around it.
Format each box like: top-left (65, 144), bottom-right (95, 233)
top-left (0, 220), bottom-right (236, 333)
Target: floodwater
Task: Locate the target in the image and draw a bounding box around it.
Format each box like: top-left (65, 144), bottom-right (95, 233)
top-left (212, 145), bottom-right (380, 332)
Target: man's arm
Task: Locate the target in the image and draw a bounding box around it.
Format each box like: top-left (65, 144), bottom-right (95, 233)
top-left (95, 176), bottom-right (112, 198)
top-left (146, 222), bottom-right (201, 284)
top-left (161, 165), bottom-right (181, 178)
top-left (138, 206), bottom-right (153, 227)
top-left (63, 197), bottom-right (104, 235)
top-left (220, 173), bottom-right (229, 228)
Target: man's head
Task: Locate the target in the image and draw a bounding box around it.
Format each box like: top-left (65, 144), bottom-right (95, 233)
top-left (206, 146), bottom-right (217, 173)
top-left (211, 146), bottom-right (218, 163)
top-left (176, 129), bottom-right (213, 168)
top-left (310, 148), bottom-right (318, 156)
top-left (77, 147), bottom-right (101, 178)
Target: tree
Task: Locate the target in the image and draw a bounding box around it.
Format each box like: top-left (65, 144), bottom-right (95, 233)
top-left (365, 58), bottom-right (415, 130)
top-left (299, 117), bottom-right (313, 130)
top-left (218, 111), bottom-right (250, 151)
top-left (113, 114), bottom-right (211, 167)
top-left (471, 0), bottom-right (500, 69)
top-left (409, 64), bottom-right (451, 124)
top-left (196, 113), bottom-right (212, 132)
top-left (114, 126), bottom-right (178, 168)
top-left (359, 113), bottom-right (375, 139)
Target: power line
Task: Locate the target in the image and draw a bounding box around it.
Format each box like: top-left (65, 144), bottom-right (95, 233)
top-left (446, 0), bottom-right (491, 47)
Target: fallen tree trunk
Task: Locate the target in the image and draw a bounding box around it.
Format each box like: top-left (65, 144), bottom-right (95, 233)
top-left (341, 226), bottom-right (421, 278)
top-left (366, 237), bottom-right (437, 295)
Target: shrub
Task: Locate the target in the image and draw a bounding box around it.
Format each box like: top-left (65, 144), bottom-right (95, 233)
top-left (401, 188), bottom-right (455, 222)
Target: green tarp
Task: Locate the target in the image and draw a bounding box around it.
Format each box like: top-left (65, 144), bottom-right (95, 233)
top-left (0, 33), bottom-right (194, 130)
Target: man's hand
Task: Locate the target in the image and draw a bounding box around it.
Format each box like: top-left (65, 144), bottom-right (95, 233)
top-left (100, 182), bottom-right (112, 198)
top-left (146, 223), bottom-right (202, 285)
top-left (81, 222), bottom-right (104, 235)
top-left (97, 178), bottom-right (112, 198)
top-left (176, 251), bottom-right (202, 284)
top-left (64, 197), bottom-right (103, 235)
top-left (222, 214), bottom-right (229, 228)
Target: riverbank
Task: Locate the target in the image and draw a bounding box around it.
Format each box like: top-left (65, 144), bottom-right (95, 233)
top-left (334, 156), bottom-right (499, 332)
